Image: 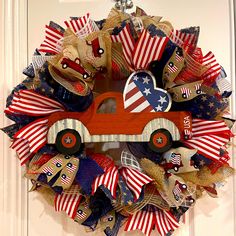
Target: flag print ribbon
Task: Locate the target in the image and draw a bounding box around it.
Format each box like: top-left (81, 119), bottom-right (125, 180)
top-left (6, 90), bottom-right (66, 165)
top-left (92, 165), bottom-right (119, 199)
top-left (64, 13), bottom-right (98, 37)
top-left (125, 206), bottom-right (180, 236)
top-left (5, 90), bottom-right (65, 116)
top-left (111, 24), bottom-right (169, 70)
top-left (39, 14), bottom-right (98, 55)
top-left (11, 118), bottom-right (49, 165)
top-left (183, 119), bottom-right (234, 162)
top-left (55, 185), bottom-right (82, 219)
top-left (120, 167), bottom-right (153, 201)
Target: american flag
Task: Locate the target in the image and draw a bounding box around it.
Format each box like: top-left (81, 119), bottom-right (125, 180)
top-left (61, 174), bottom-right (72, 185)
top-left (54, 185), bottom-right (82, 219)
top-left (184, 119), bottom-right (233, 161)
top-left (5, 90), bottom-right (65, 116)
top-left (41, 166), bottom-right (54, 175)
top-left (167, 62), bottom-right (178, 73)
top-left (66, 162), bottom-right (78, 174)
top-left (52, 158), bottom-right (63, 166)
top-left (38, 25), bottom-right (64, 54)
top-left (111, 24), bottom-right (135, 68)
top-left (76, 202), bottom-right (89, 220)
top-left (120, 167), bottom-right (153, 201)
top-left (181, 87), bottom-right (192, 98)
top-left (11, 118), bottom-right (49, 165)
top-left (176, 53), bottom-right (184, 62)
top-left (132, 30), bottom-right (169, 69)
top-left (92, 165), bottom-right (119, 198)
top-left (125, 207), bottom-right (179, 236)
top-left (195, 83), bottom-right (202, 92)
top-left (64, 13), bottom-right (98, 38)
top-left (171, 153), bottom-right (181, 165)
top-left (123, 71), bottom-right (171, 112)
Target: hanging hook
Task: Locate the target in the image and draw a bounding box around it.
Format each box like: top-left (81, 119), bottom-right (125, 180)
top-left (114, 0), bottom-right (134, 13)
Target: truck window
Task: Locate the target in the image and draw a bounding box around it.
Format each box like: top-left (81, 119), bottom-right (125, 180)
top-left (97, 98), bottom-right (117, 114)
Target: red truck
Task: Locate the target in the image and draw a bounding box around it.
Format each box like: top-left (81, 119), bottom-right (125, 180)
top-left (47, 92), bottom-right (192, 155)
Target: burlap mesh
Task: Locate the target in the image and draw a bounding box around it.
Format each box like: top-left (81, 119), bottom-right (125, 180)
top-left (102, 9), bottom-right (129, 32)
top-left (176, 165), bottom-right (234, 186)
top-left (37, 186), bottom-right (56, 206)
top-left (140, 158), bottom-right (166, 191)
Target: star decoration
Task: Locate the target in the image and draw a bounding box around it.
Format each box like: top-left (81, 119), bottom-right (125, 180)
top-left (156, 137), bottom-right (163, 143)
top-left (127, 200), bottom-right (133, 206)
top-left (201, 96), bottom-right (207, 102)
top-left (208, 102), bottom-right (214, 108)
top-left (65, 136), bottom-right (72, 144)
top-left (142, 76), bottom-right (150, 84)
top-left (133, 75), bottom-right (139, 81)
top-left (155, 105), bottom-right (163, 111)
top-left (158, 96), bottom-right (167, 104)
top-left (143, 88), bottom-right (151, 96)
top-left (199, 160), bottom-right (205, 166)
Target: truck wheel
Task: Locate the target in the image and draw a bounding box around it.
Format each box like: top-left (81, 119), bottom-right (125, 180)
top-left (149, 129), bottom-right (172, 153)
top-left (55, 129), bottom-right (81, 155)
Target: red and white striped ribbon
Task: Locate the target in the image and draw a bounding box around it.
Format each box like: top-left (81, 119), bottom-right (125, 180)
top-left (11, 118), bottom-right (49, 165)
top-left (125, 208), bottom-right (179, 236)
top-left (5, 90), bottom-right (65, 116)
top-left (170, 29), bottom-right (197, 52)
top-left (120, 167), bottom-right (153, 201)
top-left (111, 24), bottom-right (135, 68)
top-left (155, 210), bottom-right (180, 236)
top-left (64, 13), bottom-right (98, 37)
top-left (132, 30), bottom-right (169, 69)
top-left (55, 185), bottom-right (82, 219)
top-left (201, 51), bottom-right (221, 83)
top-left (39, 25), bottom-right (64, 54)
top-left (92, 165), bottom-right (119, 198)
top-left (184, 119), bottom-right (233, 161)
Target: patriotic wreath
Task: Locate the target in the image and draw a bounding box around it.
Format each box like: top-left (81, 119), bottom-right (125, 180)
top-left (2, 6), bottom-right (235, 236)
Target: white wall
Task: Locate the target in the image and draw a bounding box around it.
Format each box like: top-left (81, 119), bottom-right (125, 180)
top-left (1, 0), bottom-right (235, 236)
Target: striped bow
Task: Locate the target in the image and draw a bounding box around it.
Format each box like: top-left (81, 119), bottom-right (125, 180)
top-left (170, 29), bottom-right (198, 52)
top-left (120, 167), bottom-right (153, 201)
top-left (184, 119), bottom-right (233, 162)
top-left (39, 24), bottom-right (64, 55)
top-left (92, 165), bottom-right (119, 198)
top-left (39, 14), bottom-right (98, 55)
top-left (6, 90), bottom-right (65, 165)
top-left (111, 24), bottom-right (169, 70)
top-left (125, 207), bottom-right (180, 236)
top-left (11, 118), bottom-right (49, 165)
top-left (64, 13), bottom-right (98, 38)
top-left (55, 185), bottom-right (82, 219)
top-left (5, 90), bottom-right (65, 116)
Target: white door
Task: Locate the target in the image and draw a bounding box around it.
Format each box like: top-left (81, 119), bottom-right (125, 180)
top-left (0, 0), bottom-right (235, 236)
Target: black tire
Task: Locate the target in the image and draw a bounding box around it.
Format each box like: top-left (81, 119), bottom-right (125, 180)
top-left (148, 129), bottom-right (172, 153)
top-left (55, 129), bottom-right (81, 155)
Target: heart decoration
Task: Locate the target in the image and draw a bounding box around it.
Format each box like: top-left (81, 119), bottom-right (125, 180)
top-left (123, 70), bottom-right (172, 112)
